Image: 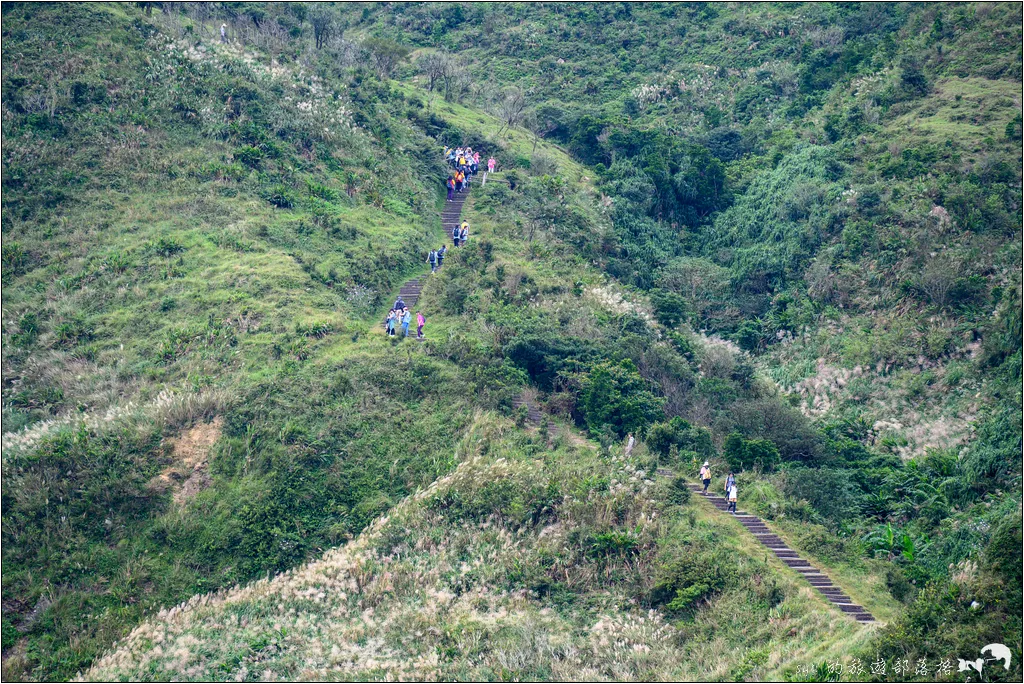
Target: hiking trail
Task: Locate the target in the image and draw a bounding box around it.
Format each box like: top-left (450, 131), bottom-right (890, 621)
top-left (390, 182), bottom-right (469, 315)
top-left (512, 392), bottom-right (560, 437)
top-left (656, 468), bottom-right (876, 624)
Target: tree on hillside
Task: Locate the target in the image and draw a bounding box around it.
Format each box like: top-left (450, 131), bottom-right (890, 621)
top-left (496, 86), bottom-right (527, 134)
top-left (309, 6), bottom-right (335, 50)
top-left (421, 51), bottom-right (451, 93)
top-left (364, 37), bottom-right (410, 79)
top-left (420, 51), bottom-right (471, 103)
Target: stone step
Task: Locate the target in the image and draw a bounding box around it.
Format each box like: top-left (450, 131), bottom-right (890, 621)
top-left (853, 614), bottom-right (876, 622)
top-left (823, 595), bottom-right (853, 604)
top-left (783, 560), bottom-right (813, 568)
top-left (835, 603), bottom-right (868, 614)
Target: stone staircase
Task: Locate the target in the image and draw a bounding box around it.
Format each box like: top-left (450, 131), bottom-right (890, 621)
top-left (397, 277), bottom-right (425, 309)
top-left (386, 182), bottom-right (470, 320)
top-left (511, 393), bottom-right (560, 437)
top-left (681, 480), bottom-right (876, 623)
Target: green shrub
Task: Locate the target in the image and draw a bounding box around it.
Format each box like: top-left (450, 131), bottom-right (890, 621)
top-left (153, 237), bottom-right (185, 256)
top-left (579, 359), bottom-right (665, 439)
top-left (13, 312), bottom-right (40, 346)
top-left (779, 468), bottom-right (860, 524)
top-left (652, 546), bottom-right (740, 615)
top-left (1, 241), bottom-right (30, 278)
top-left (650, 289), bottom-right (688, 328)
top-left (234, 145), bottom-right (264, 168)
top-left (667, 476), bottom-right (692, 505)
top-left (265, 185), bottom-right (296, 208)
top-left (647, 416), bottom-right (715, 460)
top-left (723, 432), bottom-right (780, 472)
top-left (295, 321), bottom-right (333, 338)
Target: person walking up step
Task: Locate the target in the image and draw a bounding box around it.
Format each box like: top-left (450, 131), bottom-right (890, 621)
top-left (437, 245), bottom-right (446, 269)
top-left (428, 249), bottom-right (438, 273)
top-left (699, 461), bottom-right (712, 494)
top-left (452, 224), bottom-right (460, 248)
top-left (459, 220), bottom-right (469, 246)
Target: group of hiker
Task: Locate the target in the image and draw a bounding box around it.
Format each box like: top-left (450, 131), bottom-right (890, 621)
top-left (385, 297), bottom-right (425, 339)
top-left (445, 145), bottom-right (496, 201)
top-left (699, 461), bottom-right (739, 513)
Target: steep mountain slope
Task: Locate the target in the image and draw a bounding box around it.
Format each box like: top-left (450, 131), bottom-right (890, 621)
top-left (2, 3), bottom-right (1021, 682)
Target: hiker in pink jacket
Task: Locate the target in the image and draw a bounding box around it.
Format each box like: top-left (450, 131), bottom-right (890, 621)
top-left (416, 312), bottom-right (426, 338)
top-left (487, 157), bottom-right (496, 173)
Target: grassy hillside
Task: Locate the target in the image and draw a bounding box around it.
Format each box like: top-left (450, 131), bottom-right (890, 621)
top-left (1, 2), bottom-right (1021, 682)
top-left (84, 415), bottom-right (882, 682)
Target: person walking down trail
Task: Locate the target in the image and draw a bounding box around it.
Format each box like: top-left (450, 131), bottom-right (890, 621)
top-left (386, 310), bottom-right (397, 337)
top-left (401, 308), bottom-right (412, 337)
top-left (428, 249), bottom-right (438, 273)
top-left (437, 245), bottom-right (446, 268)
top-left (394, 296), bottom-right (406, 311)
top-left (221, 23), bottom-right (227, 42)
top-left (459, 221), bottom-right (469, 246)
top-left (452, 224), bottom-right (460, 248)
top-left (699, 461), bottom-right (712, 494)
top-left (416, 311), bottom-right (425, 339)
top-left (488, 157), bottom-right (496, 173)
top-left (446, 176), bottom-right (455, 202)
top-left (727, 482), bottom-right (738, 513)
top-left (725, 472), bottom-right (735, 497)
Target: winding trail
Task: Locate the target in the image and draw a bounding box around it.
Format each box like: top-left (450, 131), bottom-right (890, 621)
top-left (657, 468), bottom-right (876, 623)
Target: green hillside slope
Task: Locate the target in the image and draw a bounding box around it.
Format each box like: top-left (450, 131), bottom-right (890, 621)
top-left (83, 415), bottom-right (881, 682)
top-left (1, 3), bottom-right (1020, 682)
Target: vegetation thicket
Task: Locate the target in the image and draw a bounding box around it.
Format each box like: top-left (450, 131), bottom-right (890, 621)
top-left (1, 2), bottom-right (1020, 682)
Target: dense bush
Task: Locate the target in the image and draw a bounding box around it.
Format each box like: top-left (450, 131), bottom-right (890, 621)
top-left (647, 416), bottom-right (714, 460)
top-left (722, 432), bottom-right (780, 473)
top-left (579, 359), bottom-right (665, 439)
